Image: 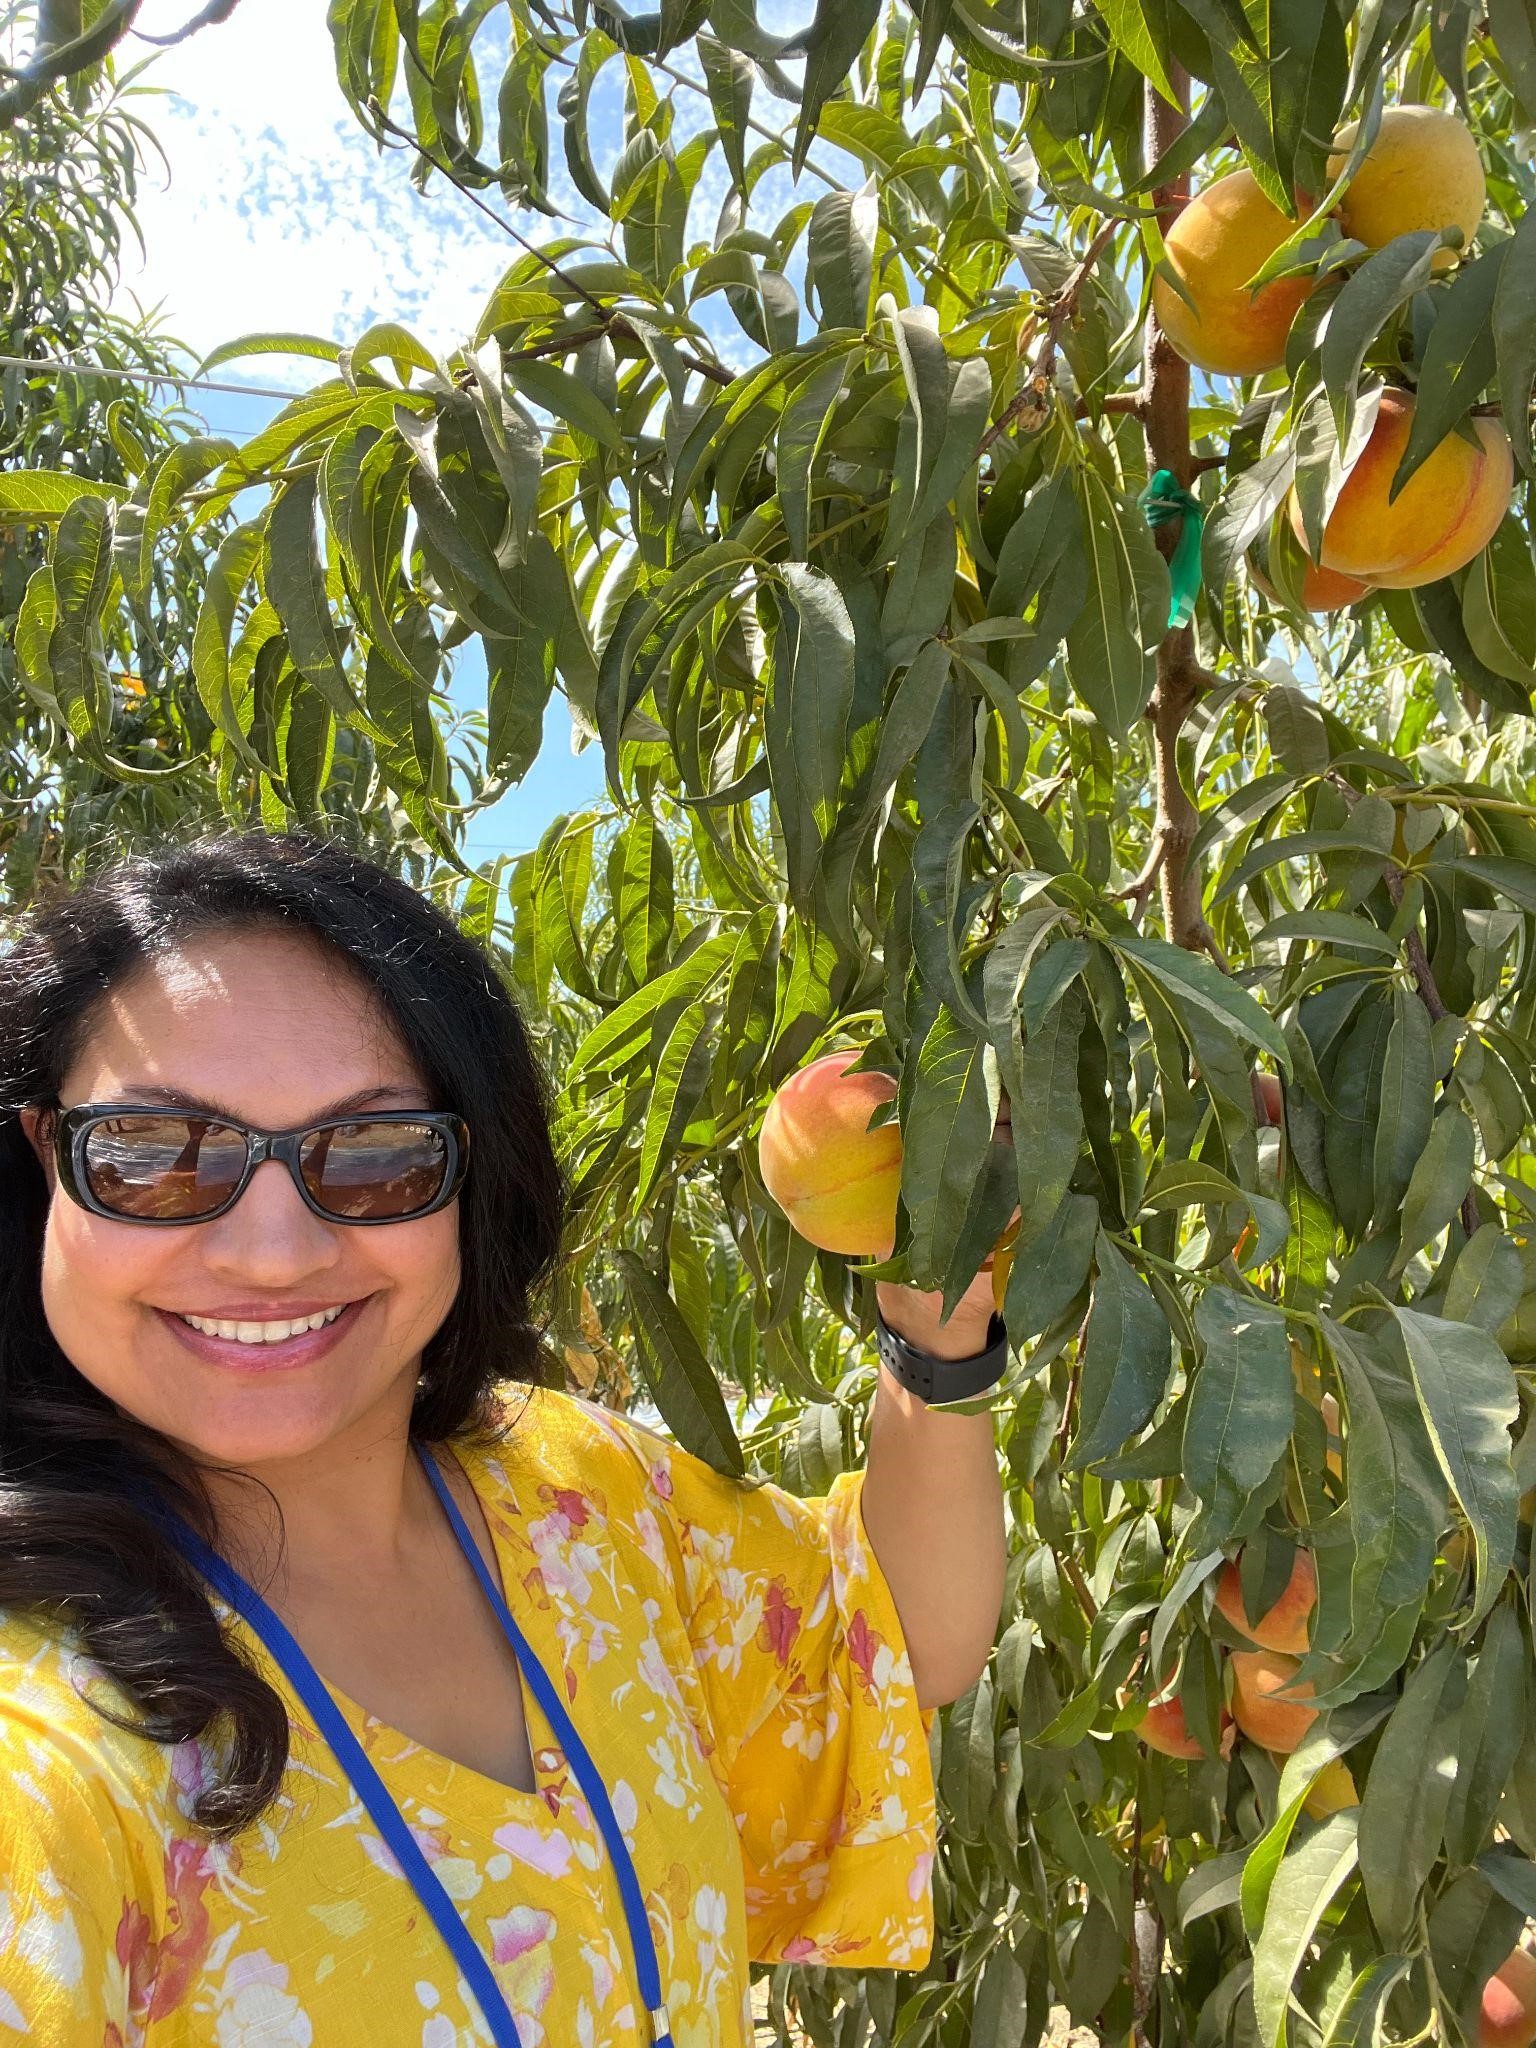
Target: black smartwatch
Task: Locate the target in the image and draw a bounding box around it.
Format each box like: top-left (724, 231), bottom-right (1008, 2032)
top-left (875, 1305), bottom-right (1009, 1404)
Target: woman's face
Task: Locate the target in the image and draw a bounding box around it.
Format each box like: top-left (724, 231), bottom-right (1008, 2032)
top-left (19, 927), bottom-right (463, 1476)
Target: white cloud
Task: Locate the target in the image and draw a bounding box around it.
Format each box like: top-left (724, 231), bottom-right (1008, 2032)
top-left (116, 0), bottom-right (541, 375)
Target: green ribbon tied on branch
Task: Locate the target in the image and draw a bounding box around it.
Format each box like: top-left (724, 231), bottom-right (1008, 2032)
top-left (1139, 468), bottom-right (1205, 631)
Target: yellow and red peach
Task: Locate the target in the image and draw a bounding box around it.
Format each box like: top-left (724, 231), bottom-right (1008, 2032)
top-left (1481, 1947), bottom-right (1536, 2048)
top-left (1153, 169), bottom-right (1316, 377)
top-left (1230, 1650), bottom-right (1320, 1754)
top-left (1214, 1550), bottom-right (1318, 1656)
top-left (757, 1052), bottom-right (903, 1256)
top-left (1329, 104), bottom-right (1485, 275)
top-left (1301, 1756), bottom-right (1359, 1820)
top-left (1288, 390), bottom-right (1512, 591)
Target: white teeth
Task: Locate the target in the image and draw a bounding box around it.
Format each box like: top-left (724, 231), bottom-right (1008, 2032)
top-left (177, 1304), bottom-right (348, 1344)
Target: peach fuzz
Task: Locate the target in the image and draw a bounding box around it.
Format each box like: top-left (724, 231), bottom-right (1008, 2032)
top-left (1289, 390), bottom-right (1513, 590)
top-left (1329, 104), bottom-right (1485, 276)
top-left (1153, 169), bottom-right (1315, 377)
top-left (757, 1052), bottom-right (902, 1256)
top-left (1482, 1947), bottom-right (1536, 2048)
top-left (1214, 1549), bottom-right (1317, 1655)
top-left (1230, 1650), bottom-right (1319, 1754)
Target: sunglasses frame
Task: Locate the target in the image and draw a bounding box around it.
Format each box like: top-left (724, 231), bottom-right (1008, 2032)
top-left (50, 1104), bottom-right (472, 1227)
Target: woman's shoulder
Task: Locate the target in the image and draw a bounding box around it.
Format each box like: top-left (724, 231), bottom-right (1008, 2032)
top-left (461, 1379), bottom-right (679, 1505)
top-left (0, 1607), bottom-right (186, 1829)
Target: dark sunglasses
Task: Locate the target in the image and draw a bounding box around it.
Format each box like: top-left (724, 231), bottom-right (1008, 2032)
top-left (49, 1105), bottom-right (471, 1226)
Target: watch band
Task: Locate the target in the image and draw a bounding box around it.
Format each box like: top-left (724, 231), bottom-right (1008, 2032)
top-left (875, 1305), bottom-right (1009, 1404)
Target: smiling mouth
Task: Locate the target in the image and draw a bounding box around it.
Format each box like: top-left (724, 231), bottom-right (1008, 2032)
top-left (174, 1303), bottom-right (351, 1344)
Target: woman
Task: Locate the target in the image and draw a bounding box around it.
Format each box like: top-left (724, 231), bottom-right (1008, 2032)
top-left (0, 829), bottom-right (1007, 2047)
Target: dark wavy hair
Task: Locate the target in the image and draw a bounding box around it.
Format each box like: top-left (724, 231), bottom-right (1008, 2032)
top-left (0, 827), bottom-right (567, 1834)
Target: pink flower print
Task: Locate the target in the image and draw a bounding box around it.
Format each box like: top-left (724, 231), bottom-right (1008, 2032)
top-left (756, 1579), bottom-right (803, 1667)
top-left (649, 1461), bottom-right (673, 1501)
top-left (846, 1609), bottom-right (885, 1702)
top-left (550, 1487), bottom-right (590, 1530)
top-left (493, 1820), bottom-right (574, 1878)
top-left (488, 1905), bottom-right (558, 2033)
top-left (781, 1937), bottom-right (819, 1963)
top-left (114, 1837), bottom-right (215, 2024)
top-left (908, 1848), bottom-right (935, 1903)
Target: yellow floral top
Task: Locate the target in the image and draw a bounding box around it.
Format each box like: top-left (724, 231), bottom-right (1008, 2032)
top-left (0, 1385), bottom-right (937, 2047)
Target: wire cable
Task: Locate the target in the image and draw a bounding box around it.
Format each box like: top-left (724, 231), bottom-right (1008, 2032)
top-left (0, 352), bottom-right (298, 401)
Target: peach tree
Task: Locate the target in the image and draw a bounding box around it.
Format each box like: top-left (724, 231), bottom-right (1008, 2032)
top-left (11, 0), bottom-right (1536, 2038)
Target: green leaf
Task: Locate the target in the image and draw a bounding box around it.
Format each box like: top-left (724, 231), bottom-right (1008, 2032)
top-left (0, 472), bottom-right (125, 521)
top-left (263, 474), bottom-right (363, 724)
top-left (633, 1004), bottom-right (714, 1209)
top-left (902, 1005), bottom-right (998, 1289)
top-left (1357, 1642), bottom-right (1465, 1946)
top-left (1321, 236), bottom-right (1443, 445)
top-left (614, 1251), bottom-right (744, 1477)
top-left (698, 33), bottom-right (753, 193)
top-left (1251, 1813), bottom-right (1360, 2048)
top-left (1318, 1958), bottom-right (1414, 2048)
top-left (1113, 933), bottom-right (1291, 1069)
top-left (1445, 1605), bottom-right (1529, 1866)
top-left (806, 188), bottom-right (877, 336)
top-left (1492, 0), bottom-right (1536, 122)
top-left (1068, 1234), bottom-right (1174, 1469)
top-left (1065, 466), bottom-right (1167, 738)
top-left (765, 565), bottom-right (856, 910)
top-left (196, 332), bottom-right (344, 376)
top-left (1493, 204), bottom-right (1536, 477)
top-left (794, 0), bottom-right (881, 174)
top-left (1394, 1105), bottom-right (1475, 1269)
top-left (1003, 985), bottom-right (1088, 1244)
top-left (1371, 985), bottom-right (1435, 1231)
top-left (1326, 1319), bottom-right (1446, 1650)
top-left (1185, 1287), bottom-right (1293, 1548)
top-left (1392, 1307), bottom-right (1520, 1627)
top-left (1444, 1226), bottom-right (1526, 1334)
top-left (1395, 244), bottom-right (1507, 491)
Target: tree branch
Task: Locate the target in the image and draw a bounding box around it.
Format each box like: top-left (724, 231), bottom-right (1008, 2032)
top-left (979, 218), bottom-right (1121, 456)
top-left (132, 0), bottom-right (241, 46)
top-left (1140, 66), bottom-right (1224, 962)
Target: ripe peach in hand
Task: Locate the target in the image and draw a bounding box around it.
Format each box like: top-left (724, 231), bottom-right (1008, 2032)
top-left (1153, 169), bottom-right (1316, 376)
top-left (758, 1052), bottom-right (902, 1256)
top-left (1230, 1650), bottom-right (1319, 1754)
top-left (1329, 104), bottom-right (1485, 275)
top-left (1288, 389), bottom-right (1513, 591)
top-left (1214, 1549), bottom-right (1317, 1655)
top-left (1482, 1948), bottom-right (1536, 2048)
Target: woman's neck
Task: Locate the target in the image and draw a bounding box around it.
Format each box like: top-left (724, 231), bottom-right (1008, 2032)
top-left (185, 1390), bottom-right (436, 1595)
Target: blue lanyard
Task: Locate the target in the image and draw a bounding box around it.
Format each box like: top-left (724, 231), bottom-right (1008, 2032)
top-left (154, 1446), bottom-right (675, 2048)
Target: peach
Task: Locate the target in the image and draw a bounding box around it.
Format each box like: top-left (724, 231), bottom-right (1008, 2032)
top-left (1153, 169), bottom-right (1316, 376)
top-left (758, 1052), bottom-right (902, 1256)
top-left (1250, 555), bottom-right (1374, 613)
top-left (1230, 1650), bottom-right (1319, 1753)
top-left (1301, 1756), bottom-right (1358, 1819)
top-left (1288, 390), bottom-right (1513, 590)
top-left (1329, 105), bottom-right (1485, 275)
top-left (1214, 1550), bottom-right (1317, 1656)
top-left (1481, 1947), bottom-right (1536, 2048)
top-left (1135, 1692), bottom-right (1234, 1760)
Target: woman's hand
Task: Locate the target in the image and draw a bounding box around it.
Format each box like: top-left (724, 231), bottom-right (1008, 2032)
top-left (873, 1096), bottom-right (1018, 1360)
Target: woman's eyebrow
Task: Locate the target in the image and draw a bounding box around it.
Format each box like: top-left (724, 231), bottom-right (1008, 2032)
top-left (106, 1083), bottom-right (430, 1121)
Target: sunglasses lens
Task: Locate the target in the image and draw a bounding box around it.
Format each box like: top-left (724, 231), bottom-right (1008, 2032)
top-left (78, 1117), bottom-right (456, 1222)
top-left (82, 1116), bottom-right (247, 1219)
top-left (299, 1121), bottom-right (452, 1220)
